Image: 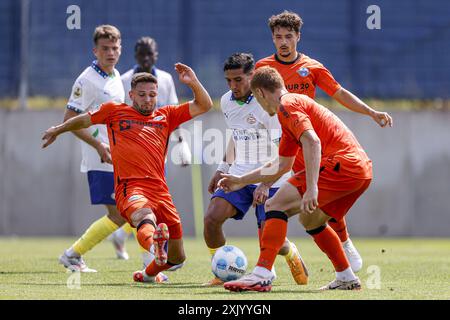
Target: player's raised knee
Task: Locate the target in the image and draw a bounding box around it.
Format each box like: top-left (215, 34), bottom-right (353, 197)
top-left (264, 197), bottom-right (280, 212)
top-left (130, 208), bottom-right (155, 228)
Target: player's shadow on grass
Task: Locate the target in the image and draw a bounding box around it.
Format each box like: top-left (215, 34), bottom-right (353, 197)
top-left (14, 282), bottom-right (134, 287)
top-left (133, 282), bottom-right (207, 289)
top-left (0, 271), bottom-right (61, 275)
top-left (193, 289), bottom-right (322, 295)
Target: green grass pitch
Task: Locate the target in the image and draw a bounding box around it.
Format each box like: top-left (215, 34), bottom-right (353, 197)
top-left (0, 237), bottom-right (449, 300)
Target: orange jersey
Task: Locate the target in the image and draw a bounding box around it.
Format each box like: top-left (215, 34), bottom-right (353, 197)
top-left (277, 93), bottom-right (372, 180)
top-left (255, 53), bottom-right (341, 98)
top-left (89, 101), bottom-right (192, 186)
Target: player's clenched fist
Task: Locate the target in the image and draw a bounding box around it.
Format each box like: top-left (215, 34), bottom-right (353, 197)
top-left (370, 110), bottom-right (393, 128)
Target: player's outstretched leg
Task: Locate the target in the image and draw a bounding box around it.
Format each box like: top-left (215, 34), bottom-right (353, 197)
top-left (224, 267), bottom-right (275, 292)
top-left (147, 244), bottom-right (185, 271)
top-left (131, 209), bottom-right (169, 283)
top-left (328, 218), bottom-right (363, 272)
top-left (203, 197), bottom-right (237, 286)
top-left (153, 223), bottom-right (169, 265)
top-left (224, 210), bottom-right (287, 292)
top-left (59, 214), bottom-right (123, 272)
top-left (109, 223), bottom-right (132, 260)
top-left (133, 222), bottom-right (170, 283)
top-left (126, 226), bottom-right (184, 271)
top-left (59, 250), bottom-right (97, 273)
top-left (133, 270), bottom-right (168, 283)
top-left (259, 222), bottom-right (308, 285)
top-left (134, 229), bottom-right (186, 284)
top-left (305, 222), bottom-right (361, 291)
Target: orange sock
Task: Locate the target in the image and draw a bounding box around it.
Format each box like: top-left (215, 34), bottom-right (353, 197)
top-left (145, 260), bottom-right (174, 276)
top-left (307, 225), bottom-right (349, 272)
top-left (136, 220), bottom-right (155, 251)
top-left (256, 211), bottom-right (288, 270)
top-left (328, 218), bottom-right (349, 242)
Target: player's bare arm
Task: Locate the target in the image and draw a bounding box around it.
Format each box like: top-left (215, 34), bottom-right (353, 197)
top-left (208, 137), bottom-right (235, 194)
top-left (63, 108), bottom-right (112, 164)
top-left (218, 156), bottom-right (294, 192)
top-left (252, 153), bottom-right (280, 206)
top-left (42, 113), bottom-right (93, 148)
top-left (332, 87), bottom-right (393, 128)
top-left (174, 63), bottom-right (213, 117)
top-left (298, 129), bottom-right (321, 214)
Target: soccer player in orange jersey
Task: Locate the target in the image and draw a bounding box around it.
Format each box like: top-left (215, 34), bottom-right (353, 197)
top-left (256, 11), bottom-right (393, 272)
top-left (42, 64), bottom-right (213, 283)
top-left (219, 66), bottom-right (372, 291)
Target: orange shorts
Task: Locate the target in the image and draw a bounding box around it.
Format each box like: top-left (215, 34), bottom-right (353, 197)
top-left (115, 179), bottom-right (183, 239)
top-left (288, 168), bottom-right (371, 220)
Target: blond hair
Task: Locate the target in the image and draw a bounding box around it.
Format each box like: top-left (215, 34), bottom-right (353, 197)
top-left (93, 25), bottom-right (121, 45)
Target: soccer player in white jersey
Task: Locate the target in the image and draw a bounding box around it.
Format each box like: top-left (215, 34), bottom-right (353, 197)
top-left (57, 25), bottom-right (130, 273)
top-left (111, 37), bottom-right (190, 272)
top-left (202, 53), bottom-right (309, 286)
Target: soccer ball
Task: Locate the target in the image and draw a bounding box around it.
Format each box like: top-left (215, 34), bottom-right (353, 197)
top-left (211, 245), bottom-right (248, 282)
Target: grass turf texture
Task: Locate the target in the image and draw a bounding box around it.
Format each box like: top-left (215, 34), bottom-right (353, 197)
top-left (0, 237), bottom-right (449, 300)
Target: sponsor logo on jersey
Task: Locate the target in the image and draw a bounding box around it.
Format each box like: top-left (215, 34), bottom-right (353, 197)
top-left (128, 195), bottom-right (143, 202)
top-left (153, 115), bottom-right (165, 121)
top-left (73, 86), bottom-right (82, 98)
top-left (118, 119), bottom-right (164, 131)
top-left (246, 114), bottom-right (257, 124)
top-left (119, 120), bottom-right (132, 131)
top-left (297, 67), bottom-right (310, 77)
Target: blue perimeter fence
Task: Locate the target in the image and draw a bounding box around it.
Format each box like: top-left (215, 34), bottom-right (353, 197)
top-left (1, 0), bottom-right (449, 100)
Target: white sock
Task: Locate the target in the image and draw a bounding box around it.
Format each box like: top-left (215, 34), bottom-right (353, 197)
top-left (253, 266), bottom-right (274, 279)
top-left (142, 250), bottom-right (155, 267)
top-left (66, 247), bottom-right (79, 258)
top-left (342, 238), bottom-right (352, 246)
top-left (336, 266), bottom-right (357, 282)
top-left (143, 270), bottom-right (155, 280)
top-left (114, 228), bottom-right (130, 243)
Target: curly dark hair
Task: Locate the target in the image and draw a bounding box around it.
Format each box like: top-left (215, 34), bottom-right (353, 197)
top-left (268, 11), bottom-right (303, 33)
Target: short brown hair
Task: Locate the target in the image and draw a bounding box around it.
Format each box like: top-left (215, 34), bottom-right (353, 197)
top-left (268, 11), bottom-right (303, 33)
top-left (93, 25), bottom-right (121, 45)
top-left (250, 66), bottom-right (284, 93)
top-left (131, 72), bottom-right (158, 89)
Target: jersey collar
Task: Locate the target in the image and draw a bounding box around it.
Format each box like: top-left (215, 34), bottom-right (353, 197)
top-left (133, 65), bottom-right (157, 77)
top-left (91, 60), bottom-right (112, 79)
top-left (230, 93), bottom-right (254, 105)
top-left (274, 52), bottom-right (301, 65)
